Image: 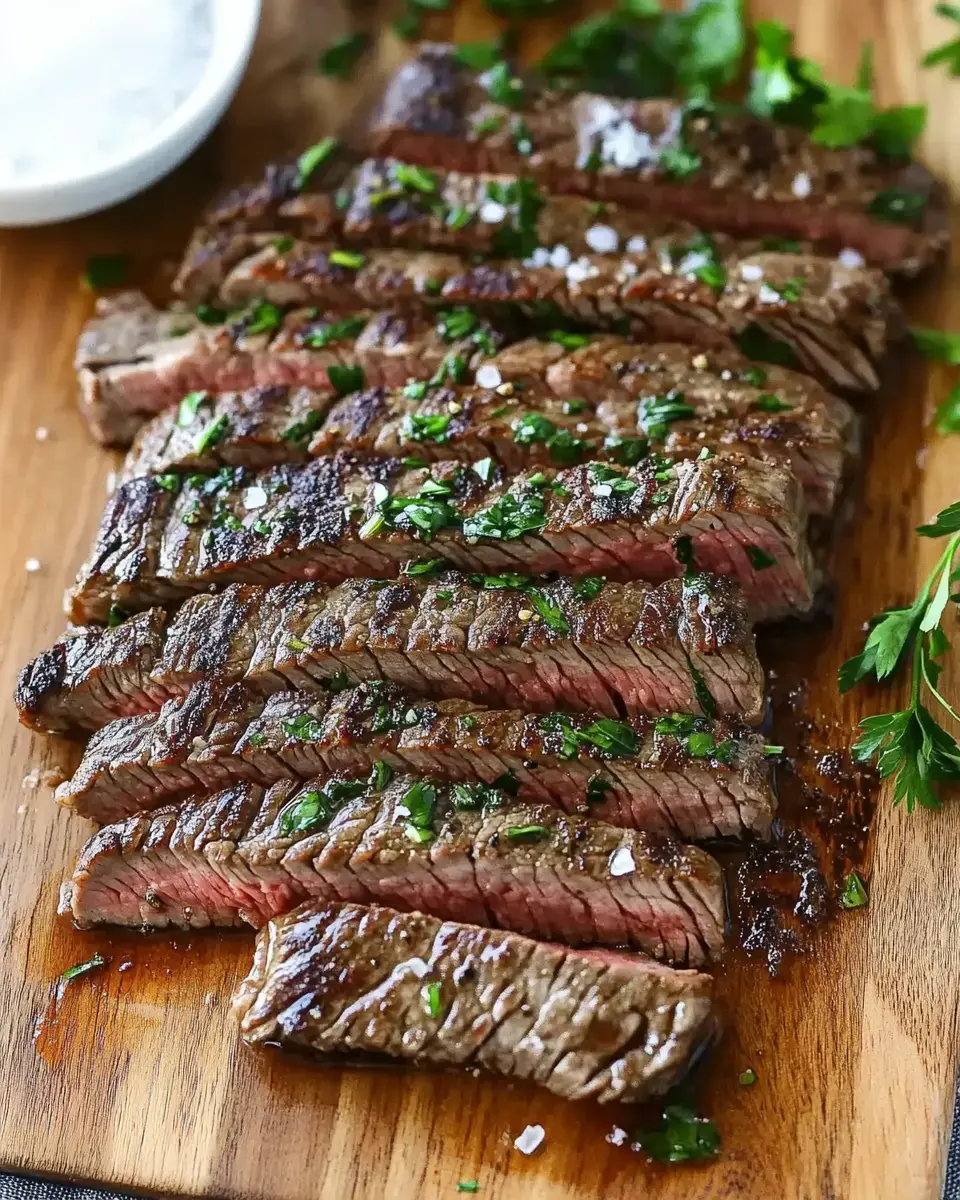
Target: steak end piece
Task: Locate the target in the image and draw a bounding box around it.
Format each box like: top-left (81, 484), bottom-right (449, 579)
top-left (233, 900), bottom-right (716, 1104)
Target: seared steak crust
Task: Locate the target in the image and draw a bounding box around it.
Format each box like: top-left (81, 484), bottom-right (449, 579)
top-left (21, 572), bottom-right (765, 734)
top-left (232, 901), bottom-right (715, 1104)
top-left (57, 677), bottom-right (775, 837)
top-left (67, 451), bottom-right (816, 624)
top-left (14, 609), bottom-right (169, 737)
top-left (211, 238), bottom-right (896, 393)
top-left (121, 341), bottom-right (857, 516)
top-left (369, 45), bottom-right (948, 275)
top-left (60, 769), bottom-right (727, 965)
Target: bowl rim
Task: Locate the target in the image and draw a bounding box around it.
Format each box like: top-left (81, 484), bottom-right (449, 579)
top-left (0, 0), bottom-right (261, 200)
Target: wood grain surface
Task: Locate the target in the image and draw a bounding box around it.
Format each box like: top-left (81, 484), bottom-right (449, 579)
top-left (1, 2), bottom-right (959, 1197)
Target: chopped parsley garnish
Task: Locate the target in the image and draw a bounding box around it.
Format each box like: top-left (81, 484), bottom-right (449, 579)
top-left (369, 760), bottom-right (392, 791)
top-left (752, 393), bottom-right (793, 414)
top-left (505, 824), bottom-right (549, 841)
top-left (194, 414), bottom-right (230, 455)
top-left (867, 188), bottom-right (927, 225)
top-left (317, 33), bottom-right (370, 78)
top-left (586, 774), bottom-right (613, 804)
top-left (421, 980), bottom-right (443, 1019)
top-left (405, 412), bottom-right (453, 444)
top-left (245, 301), bottom-right (283, 337)
top-left (603, 433), bottom-right (648, 466)
top-left (195, 303), bottom-right (227, 325)
top-left (638, 392), bottom-right (696, 439)
top-left (512, 118), bottom-right (534, 155)
top-left (511, 412), bottom-right (589, 465)
top-left (739, 1068), bottom-right (758, 1087)
top-left (287, 637), bottom-right (309, 652)
top-left (462, 485), bottom-right (547, 541)
top-left (935, 384), bottom-right (960, 434)
top-left (401, 558), bottom-right (447, 576)
top-left (547, 330), bottom-right (590, 351)
top-left (456, 39), bottom-right (503, 70)
top-left (634, 1103), bottom-right (720, 1164)
top-left (540, 713), bottom-right (638, 758)
top-left (839, 870), bottom-right (868, 909)
top-left (451, 780), bottom-right (506, 810)
top-left (659, 145), bottom-right (702, 178)
top-left (279, 779), bottom-right (366, 837)
top-left (445, 205), bottom-right (473, 230)
top-left (272, 235), bottom-right (294, 254)
top-left (62, 953), bottom-right (107, 982)
top-left (83, 254), bottom-right (127, 291)
top-left (394, 163), bottom-right (437, 193)
top-left (327, 364), bottom-right (365, 396)
top-left (456, 1183), bottom-right (480, 1195)
top-left (176, 390), bottom-right (207, 427)
top-left (776, 276), bottom-right (805, 302)
top-left (282, 712), bottom-right (324, 742)
top-left (106, 604), bottom-right (129, 627)
top-left (573, 576), bottom-right (605, 602)
top-left (280, 410), bottom-right (324, 445)
top-left (482, 60), bottom-right (525, 108)
top-left (329, 249), bottom-right (365, 269)
top-left (301, 315), bottom-right (366, 349)
top-left (360, 476), bottom-right (461, 543)
top-left (674, 534), bottom-right (695, 572)
top-left (685, 653), bottom-right (718, 718)
top-left (923, 5), bottom-right (960, 76)
top-left (472, 113), bottom-right (505, 138)
top-left (486, 178), bottom-right (545, 261)
top-left (526, 588), bottom-right (570, 634)
top-left (296, 137), bottom-right (338, 188)
top-left (401, 780), bottom-right (437, 842)
top-left (745, 545), bottom-right (777, 570)
top-left (437, 308), bottom-right (479, 342)
top-left (764, 744), bottom-right (784, 757)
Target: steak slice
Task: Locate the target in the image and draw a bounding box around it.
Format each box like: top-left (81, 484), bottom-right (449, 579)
top-left (211, 238), bottom-right (897, 393)
top-left (66, 451), bottom-right (816, 624)
top-left (14, 609), bottom-right (169, 737)
top-left (56, 677), bottom-right (775, 837)
top-left (59, 769), bottom-right (727, 965)
top-left (176, 152), bottom-right (849, 300)
top-left (120, 341), bottom-right (858, 516)
top-left (232, 900), bottom-right (715, 1103)
top-left (21, 571), bottom-right (765, 734)
top-left (369, 44), bottom-right (949, 276)
top-left (75, 293), bottom-right (521, 446)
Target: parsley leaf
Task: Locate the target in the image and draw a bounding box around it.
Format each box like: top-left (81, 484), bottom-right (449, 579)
top-left (922, 3), bottom-right (960, 76)
top-left (634, 1103), bottom-right (720, 1164)
top-left (318, 33), bottom-right (369, 78)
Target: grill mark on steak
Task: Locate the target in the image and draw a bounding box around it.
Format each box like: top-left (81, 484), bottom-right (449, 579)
top-left (59, 769), bottom-right (727, 966)
top-left (67, 451), bottom-right (816, 624)
top-left (211, 238), bottom-right (897, 394)
top-left (120, 340), bottom-right (858, 517)
top-left (368, 44), bottom-right (949, 276)
top-left (20, 571), bottom-right (765, 735)
top-left (229, 900), bottom-right (715, 1103)
top-left (56, 677), bottom-right (775, 838)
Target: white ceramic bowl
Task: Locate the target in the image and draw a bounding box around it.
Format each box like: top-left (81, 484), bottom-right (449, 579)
top-left (0, 0), bottom-right (261, 226)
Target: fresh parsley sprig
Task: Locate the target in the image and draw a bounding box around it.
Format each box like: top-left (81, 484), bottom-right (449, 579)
top-left (839, 502), bottom-right (960, 811)
top-left (922, 3), bottom-right (960, 76)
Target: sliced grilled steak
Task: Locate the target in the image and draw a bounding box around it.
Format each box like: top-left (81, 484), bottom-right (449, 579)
top-left (369, 44), bottom-right (949, 276)
top-left (67, 452), bottom-right (815, 624)
top-left (57, 677), bottom-right (775, 837)
top-left (232, 901), bottom-right (714, 1103)
top-left (14, 609), bottom-right (169, 737)
top-left (176, 152), bottom-right (835, 300)
top-left (211, 238), bottom-right (896, 392)
top-left (121, 341), bottom-right (857, 516)
top-left (22, 571), bottom-right (765, 735)
top-left (60, 769), bottom-right (727, 965)
top-left (75, 293), bottom-right (521, 446)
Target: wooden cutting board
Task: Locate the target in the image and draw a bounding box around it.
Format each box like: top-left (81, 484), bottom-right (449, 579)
top-left (2, 2), bottom-right (960, 1197)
